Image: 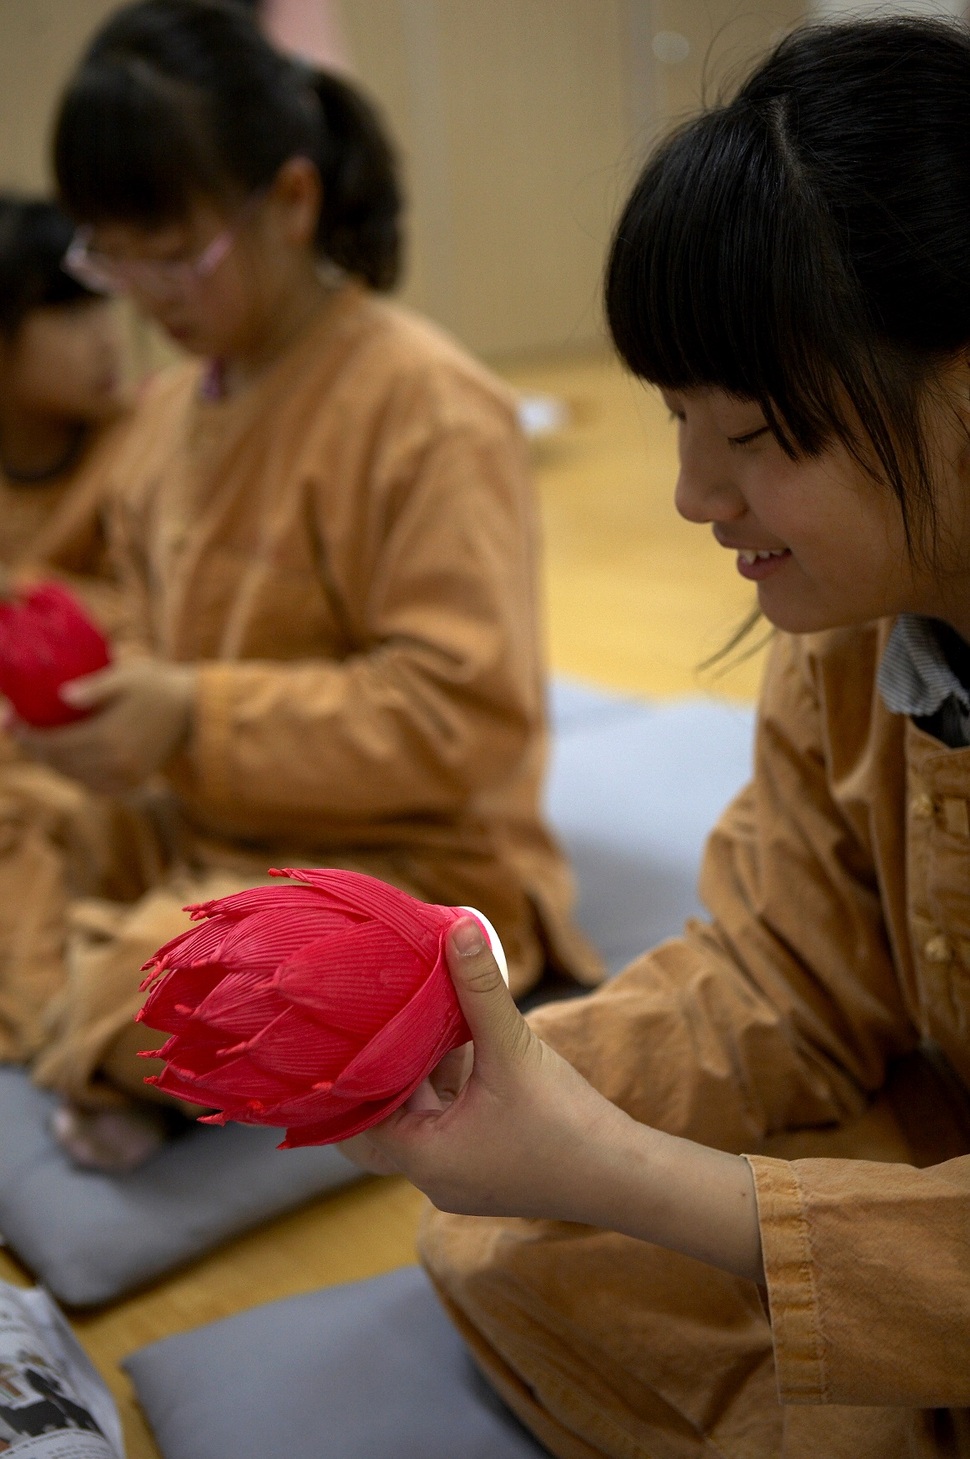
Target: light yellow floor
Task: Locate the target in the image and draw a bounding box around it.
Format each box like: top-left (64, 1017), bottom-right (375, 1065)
top-left (0, 350), bottom-right (767, 1459)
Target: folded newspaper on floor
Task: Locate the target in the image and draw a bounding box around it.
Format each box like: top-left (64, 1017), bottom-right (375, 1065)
top-left (0, 1282), bottom-right (123, 1456)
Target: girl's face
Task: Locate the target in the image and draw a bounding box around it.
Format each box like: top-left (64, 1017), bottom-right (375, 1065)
top-left (84, 200), bottom-right (266, 357)
top-left (1, 298), bottom-right (124, 422)
top-left (664, 379), bottom-right (970, 639)
top-left (81, 164), bottom-right (322, 365)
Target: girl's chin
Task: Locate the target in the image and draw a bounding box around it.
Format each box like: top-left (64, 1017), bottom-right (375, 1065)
top-left (756, 586), bottom-right (871, 637)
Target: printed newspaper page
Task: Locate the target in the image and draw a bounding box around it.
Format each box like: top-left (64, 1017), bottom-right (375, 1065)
top-left (0, 1282), bottom-right (123, 1457)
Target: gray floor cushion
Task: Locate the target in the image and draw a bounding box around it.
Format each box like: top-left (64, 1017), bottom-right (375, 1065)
top-left (547, 684), bottom-right (754, 972)
top-left (0, 679), bottom-right (754, 1309)
top-left (0, 1067), bottom-right (360, 1307)
top-left (125, 1265), bottom-right (550, 1459)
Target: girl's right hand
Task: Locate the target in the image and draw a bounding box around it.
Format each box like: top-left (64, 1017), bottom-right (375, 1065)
top-left (339, 918), bottom-right (628, 1221)
top-left (342, 918), bottom-right (766, 1285)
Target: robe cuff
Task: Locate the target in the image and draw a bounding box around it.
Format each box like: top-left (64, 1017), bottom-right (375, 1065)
top-left (745, 1153), bottom-right (827, 1403)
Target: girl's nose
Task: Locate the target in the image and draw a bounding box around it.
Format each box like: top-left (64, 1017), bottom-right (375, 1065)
top-left (674, 458), bottom-right (746, 526)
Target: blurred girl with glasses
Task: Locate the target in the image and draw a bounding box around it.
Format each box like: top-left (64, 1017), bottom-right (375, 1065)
top-left (12, 0), bottom-right (597, 1170)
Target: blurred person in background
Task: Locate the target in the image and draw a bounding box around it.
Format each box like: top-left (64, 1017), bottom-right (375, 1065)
top-left (10, 0), bottom-right (598, 1171)
top-left (0, 195), bottom-right (147, 1078)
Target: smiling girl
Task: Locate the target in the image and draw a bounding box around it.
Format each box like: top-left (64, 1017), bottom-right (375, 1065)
top-left (348, 18), bottom-right (970, 1458)
top-left (15, 0), bottom-right (597, 1170)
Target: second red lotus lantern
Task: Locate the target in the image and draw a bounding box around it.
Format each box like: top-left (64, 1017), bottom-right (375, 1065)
top-left (0, 581), bottom-right (111, 727)
top-left (138, 868), bottom-right (508, 1146)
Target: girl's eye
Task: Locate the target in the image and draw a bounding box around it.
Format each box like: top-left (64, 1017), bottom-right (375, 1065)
top-left (727, 426), bottom-right (770, 448)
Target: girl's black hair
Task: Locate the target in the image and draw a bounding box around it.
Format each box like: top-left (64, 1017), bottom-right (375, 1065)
top-left (54, 0), bottom-right (402, 290)
top-left (606, 17), bottom-right (970, 548)
top-left (0, 195), bottom-right (95, 337)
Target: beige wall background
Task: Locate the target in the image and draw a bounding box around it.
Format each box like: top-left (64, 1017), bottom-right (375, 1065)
top-left (6, 0), bottom-right (957, 360)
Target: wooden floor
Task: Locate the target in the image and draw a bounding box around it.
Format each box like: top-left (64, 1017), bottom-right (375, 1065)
top-left (0, 350), bottom-right (767, 1458)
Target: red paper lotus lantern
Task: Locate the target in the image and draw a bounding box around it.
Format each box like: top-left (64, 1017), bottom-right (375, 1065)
top-left (0, 581), bottom-right (111, 727)
top-left (138, 868), bottom-right (508, 1147)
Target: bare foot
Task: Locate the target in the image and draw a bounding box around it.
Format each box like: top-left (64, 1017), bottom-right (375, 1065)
top-left (50, 1101), bottom-right (172, 1172)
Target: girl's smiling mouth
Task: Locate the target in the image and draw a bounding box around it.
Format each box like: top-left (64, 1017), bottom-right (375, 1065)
top-left (735, 547), bottom-right (792, 580)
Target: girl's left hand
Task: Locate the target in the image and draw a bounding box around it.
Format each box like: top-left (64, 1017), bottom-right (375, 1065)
top-left (13, 658), bottom-right (196, 794)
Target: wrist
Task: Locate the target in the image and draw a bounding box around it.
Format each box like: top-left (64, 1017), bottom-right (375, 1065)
top-left (554, 1104), bottom-right (764, 1284)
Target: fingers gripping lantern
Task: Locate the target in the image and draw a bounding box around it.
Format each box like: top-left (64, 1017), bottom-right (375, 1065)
top-left (0, 582), bottom-right (111, 727)
top-left (138, 869), bottom-right (508, 1147)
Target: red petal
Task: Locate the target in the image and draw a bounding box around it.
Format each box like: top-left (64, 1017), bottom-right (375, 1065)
top-left (213, 906), bottom-right (350, 973)
top-left (253, 1077), bottom-right (347, 1124)
top-left (331, 961), bottom-right (469, 1101)
top-left (184, 883), bottom-right (358, 925)
top-left (192, 969), bottom-right (285, 1036)
top-left (143, 915), bottom-right (236, 973)
top-left (278, 869), bottom-right (455, 957)
top-left (158, 1050), bottom-right (299, 1106)
top-left (238, 1007), bottom-right (359, 1079)
top-left (147, 1063), bottom-right (221, 1106)
top-left (273, 923), bottom-right (424, 1036)
top-left (140, 963), bottom-right (232, 1031)
top-left (279, 1093), bottom-right (405, 1146)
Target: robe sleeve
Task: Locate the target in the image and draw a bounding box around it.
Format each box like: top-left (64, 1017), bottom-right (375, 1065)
top-left (749, 1151), bottom-right (970, 1406)
top-left (528, 631), bottom-right (970, 1406)
top-left (527, 630), bottom-right (917, 1146)
top-left (176, 394), bottom-right (543, 829)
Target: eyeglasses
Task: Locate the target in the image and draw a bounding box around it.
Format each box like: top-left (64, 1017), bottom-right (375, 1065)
top-left (62, 223), bottom-right (237, 300)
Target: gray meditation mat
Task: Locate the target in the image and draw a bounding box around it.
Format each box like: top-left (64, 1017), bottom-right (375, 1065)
top-left (547, 681), bottom-right (754, 973)
top-left (124, 1265), bottom-right (550, 1459)
top-left (0, 1068), bottom-right (360, 1307)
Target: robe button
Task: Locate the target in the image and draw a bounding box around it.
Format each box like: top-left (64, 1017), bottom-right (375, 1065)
top-left (924, 934), bottom-right (951, 963)
top-left (910, 792), bottom-right (935, 819)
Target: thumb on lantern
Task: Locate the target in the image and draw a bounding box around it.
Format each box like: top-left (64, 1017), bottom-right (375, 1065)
top-left (445, 911), bottom-right (525, 1063)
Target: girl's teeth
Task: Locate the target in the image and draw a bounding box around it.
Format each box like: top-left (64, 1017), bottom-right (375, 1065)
top-left (739, 549), bottom-right (785, 563)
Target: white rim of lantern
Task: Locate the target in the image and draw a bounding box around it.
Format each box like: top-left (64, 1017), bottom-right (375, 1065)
top-left (458, 907), bottom-right (510, 986)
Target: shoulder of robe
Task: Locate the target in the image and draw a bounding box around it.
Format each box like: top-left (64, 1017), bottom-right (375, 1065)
top-left (335, 292), bottom-right (521, 439)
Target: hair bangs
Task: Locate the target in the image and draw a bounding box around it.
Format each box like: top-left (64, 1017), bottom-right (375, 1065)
top-left (606, 105), bottom-right (871, 464)
top-left (55, 58), bottom-right (225, 227)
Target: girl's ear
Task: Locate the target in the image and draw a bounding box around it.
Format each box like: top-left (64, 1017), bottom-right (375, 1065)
top-left (269, 156), bottom-right (323, 251)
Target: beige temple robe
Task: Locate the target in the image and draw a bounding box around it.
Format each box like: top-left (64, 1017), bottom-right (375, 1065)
top-left (31, 283), bottom-right (598, 1102)
top-left (421, 621), bottom-right (970, 1459)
